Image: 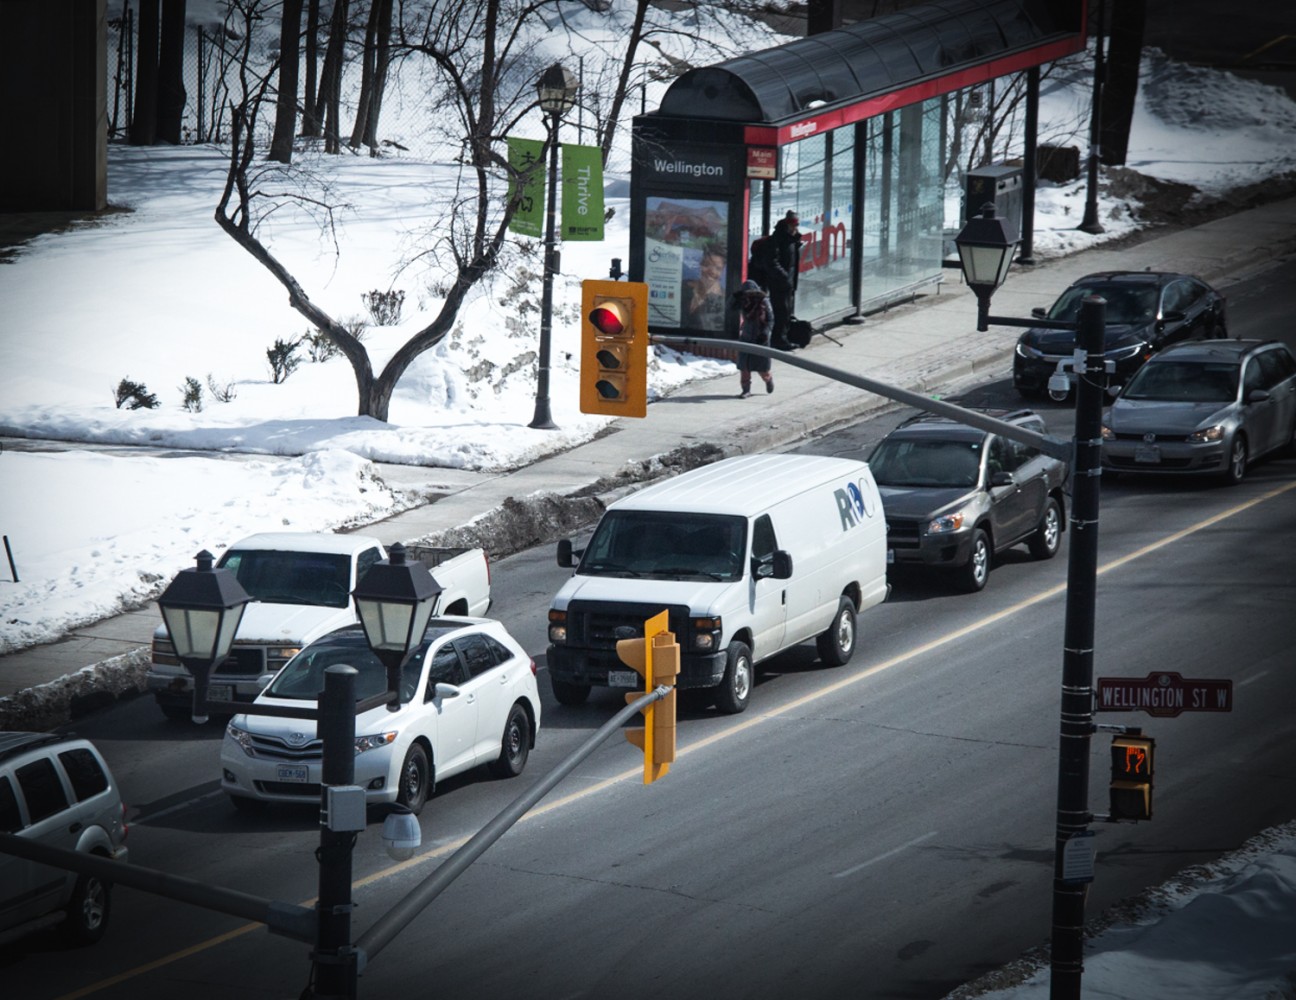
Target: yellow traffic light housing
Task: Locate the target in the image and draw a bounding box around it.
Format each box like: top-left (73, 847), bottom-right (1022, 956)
top-left (619, 609), bottom-right (680, 784)
top-left (1109, 734), bottom-right (1154, 822)
top-left (580, 279), bottom-right (649, 418)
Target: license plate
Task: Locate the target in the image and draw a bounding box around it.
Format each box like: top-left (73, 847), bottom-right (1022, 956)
top-left (207, 684), bottom-right (233, 703)
top-left (1134, 445), bottom-right (1161, 464)
top-left (608, 670), bottom-right (639, 688)
top-left (276, 765), bottom-right (309, 783)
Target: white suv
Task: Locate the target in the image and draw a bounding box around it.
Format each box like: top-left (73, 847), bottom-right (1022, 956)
top-left (0, 733), bottom-right (130, 947)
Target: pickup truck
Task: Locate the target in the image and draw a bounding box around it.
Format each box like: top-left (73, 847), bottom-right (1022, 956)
top-left (146, 531), bottom-right (491, 721)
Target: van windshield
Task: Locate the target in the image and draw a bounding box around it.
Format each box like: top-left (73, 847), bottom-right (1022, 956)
top-left (579, 511), bottom-right (747, 582)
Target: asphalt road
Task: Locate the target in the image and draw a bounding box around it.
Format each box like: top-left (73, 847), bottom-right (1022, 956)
top-left (3, 257), bottom-right (1295, 998)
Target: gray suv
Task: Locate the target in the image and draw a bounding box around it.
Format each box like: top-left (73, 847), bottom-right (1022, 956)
top-left (868, 409), bottom-right (1070, 592)
top-left (0, 733), bottom-right (129, 946)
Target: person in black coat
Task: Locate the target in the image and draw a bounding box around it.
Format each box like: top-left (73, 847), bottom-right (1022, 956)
top-left (734, 280), bottom-right (774, 397)
top-left (754, 210), bottom-right (801, 349)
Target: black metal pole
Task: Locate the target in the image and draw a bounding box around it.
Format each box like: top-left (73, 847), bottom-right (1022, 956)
top-left (1079, 0), bottom-right (1106, 234)
top-left (310, 665), bottom-right (359, 999)
top-left (529, 109), bottom-right (561, 430)
top-left (1050, 294), bottom-right (1106, 998)
top-left (1019, 66), bottom-right (1039, 264)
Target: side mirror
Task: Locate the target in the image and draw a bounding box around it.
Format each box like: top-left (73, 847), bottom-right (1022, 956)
top-left (1031, 306), bottom-right (1047, 319)
top-left (256, 672), bottom-right (277, 691)
top-left (433, 682), bottom-right (462, 699)
top-left (1246, 388), bottom-right (1271, 404)
top-left (1160, 310), bottom-right (1185, 325)
top-left (557, 539), bottom-right (574, 568)
top-left (989, 470), bottom-right (1016, 488)
top-left (771, 550), bottom-right (793, 580)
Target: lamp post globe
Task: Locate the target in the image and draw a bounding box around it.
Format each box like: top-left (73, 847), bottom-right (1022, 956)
top-left (157, 549), bottom-right (251, 724)
top-left (529, 62), bottom-right (579, 430)
top-left (351, 542), bottom-right (442, 710)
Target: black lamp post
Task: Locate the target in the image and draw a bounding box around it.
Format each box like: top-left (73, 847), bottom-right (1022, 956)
top-left (157, 549), bottom-right (250, 724)
top-left (351, 542), bottom-right (442, 711)
top-left (1079, 0), bottom-right (1107, 235)
top-left (528, 61), bottom-right (579, 431)
top-left (955, 210), bottom-right (1107, 1000)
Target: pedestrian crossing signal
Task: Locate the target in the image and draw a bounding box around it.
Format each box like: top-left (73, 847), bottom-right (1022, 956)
top-left (1109, 734), bottom-right (1154, 822)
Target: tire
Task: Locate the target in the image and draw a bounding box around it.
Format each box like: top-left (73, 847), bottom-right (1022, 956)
top-left (551, 678), bottom-right (591, 706)
top-left (1027, 498), bottom-right (1063, 560)
top-left (61, 871), bottom-right (111, 945)
top-left (488, 703), bottom-right (531, 778)
top-left (816, 596), bottom-right (858, 667)
top-left (397, 743), bottom-right (431, 816)
top-left (714, 641), bottom-right (753, 715)
top-left (228, 794), bottom-right (266, 814)
top-left (1222, 434), bottom-right (1247, 486)
top-left (158, 701), bottom-right (192, 723)
top-left (958, 529), bottom-right (991, 593)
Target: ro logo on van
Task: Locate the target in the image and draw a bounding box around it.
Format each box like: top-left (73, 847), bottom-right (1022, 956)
top-left (834, 479), bottom-right (876, 531)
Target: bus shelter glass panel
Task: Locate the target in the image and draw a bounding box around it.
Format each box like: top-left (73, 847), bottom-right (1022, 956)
top-left (796, 128), bottom-right (854, 322)
top-left (642, 195), bottom-right (731, 333)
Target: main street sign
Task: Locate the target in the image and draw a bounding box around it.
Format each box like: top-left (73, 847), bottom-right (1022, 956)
top-left (1095, 671), bottom-right (1233, 718)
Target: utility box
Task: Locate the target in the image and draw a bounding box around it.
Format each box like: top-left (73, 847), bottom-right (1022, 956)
top-left (965, 164), bottom-right (1023, 234)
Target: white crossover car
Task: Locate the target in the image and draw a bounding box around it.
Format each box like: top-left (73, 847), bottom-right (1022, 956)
top-left (220, 618), bottom-right (540, 815)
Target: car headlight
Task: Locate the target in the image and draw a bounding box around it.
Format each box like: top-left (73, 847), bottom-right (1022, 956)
top-left (355, 732), bottom-right (398, 755)
top-left (226, 722), bottom-right (255, 757)
top-left (1016, 342), bottom-right (1043, 359)
top-left (1106, 341), bottom-right (1150, 362)
top-left (928, 511), bottom-right (967, 534)
top-left (1187, 425), bottom-right (1225, 444)
top-left (1101, 424), bottom-right (1115, 441)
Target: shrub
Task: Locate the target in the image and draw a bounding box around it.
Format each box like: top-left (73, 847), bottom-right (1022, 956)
top-left (206, 373), bottom-right (237, 403)
top-left (362, 288), bottom-right (405, 326)
top-left (180, 376), bottom-right (204, 412)
top-left (267, 337), bottom-right (302, 384)
top-left (114, 378), bottom-right (159, 410)
top-left (305, 328), bottom-right (341, 362)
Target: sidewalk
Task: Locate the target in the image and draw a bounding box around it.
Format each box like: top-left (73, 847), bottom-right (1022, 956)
top-left (5, 197), bottom-right (1296, 729)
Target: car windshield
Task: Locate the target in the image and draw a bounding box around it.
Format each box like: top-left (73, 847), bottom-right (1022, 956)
top-left (579, 511), bottom-right (747, 581)
top-left (1121, 361), bottom-right (1239, 402)
top-left (869, 438), bottom-right (984, 489)
top-left (1049, 284), bottom-right (1158, 326)
top-left (217, 549), bottom-right (351, 608)
top-left (266, 639), bottom-right (423, 703)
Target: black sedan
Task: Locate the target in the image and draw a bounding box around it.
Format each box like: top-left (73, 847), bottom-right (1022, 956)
top-left (1014, 270), bottom-right (1228, 398)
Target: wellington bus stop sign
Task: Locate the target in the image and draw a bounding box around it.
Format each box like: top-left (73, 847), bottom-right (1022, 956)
top-left (1095, 671), bottom-right (1233, 717)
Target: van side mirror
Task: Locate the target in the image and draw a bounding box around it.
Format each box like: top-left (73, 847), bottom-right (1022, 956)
top-left (557, 539), bottom-right (574, 568)
top-left (772, 550), bottom-right (793, 579)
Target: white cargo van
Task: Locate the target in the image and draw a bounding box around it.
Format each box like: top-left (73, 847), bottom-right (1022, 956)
top-left (547, 454), bottom-right (888, 714)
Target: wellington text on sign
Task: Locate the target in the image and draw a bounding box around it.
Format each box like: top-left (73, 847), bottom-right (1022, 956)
top-left (1095, 671), bottom-right (1233, 718)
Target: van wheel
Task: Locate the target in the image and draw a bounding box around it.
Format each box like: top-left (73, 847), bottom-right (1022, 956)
top-left (959, 529), bottom-right (991, 593)
top-left (816, 597), bottom-right (857, 667)
top-left (397, 744), bottom-right (430, 816)
top-left (1027, 498), bottom-right (1063, 560)
top-left (488, 703), bottom-right (530, 778)
top-left (551, 678), bottom-right (591, 706)
top-left (714, 642), bottom-right (753, 715)
top-left (62, 871), bottom-right (111, 945)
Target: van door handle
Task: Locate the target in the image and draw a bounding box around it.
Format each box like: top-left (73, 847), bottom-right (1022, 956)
top-left (68, 821), bottom-right (83, 835)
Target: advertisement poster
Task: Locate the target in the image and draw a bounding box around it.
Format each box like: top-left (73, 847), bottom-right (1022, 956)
top-left (507, 137), bottom-right (545, 238)
top-left (642, 196), bottom-right (729, 331)
top-left (560, 144), bottom-right (604, 241)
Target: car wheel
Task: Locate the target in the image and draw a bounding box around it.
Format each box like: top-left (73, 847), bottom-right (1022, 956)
top-left (488, 703), bottom-right (531, 779)
top-left (228, 794), bottom-right (266, 814)
top-left (551, 678), bottom-right (591, 706)
top-left (816, 596), bottom-right (857, 667)
top-left (1028, 498), bottom-right (1063, 560)
top-left (1223, 434), bottom-right (1247, 485)
top-left (714, 641), bottom-right (753, 715)
top-left (958, 529), bottom-right (991, 593)
top-left (397, 743), bottom-right (431, 816)
top-left (61, 870), bottom-right (111, 945)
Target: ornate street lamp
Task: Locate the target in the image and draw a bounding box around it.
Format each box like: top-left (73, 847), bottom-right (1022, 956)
top-left (954, 210), bottom-right (1108, 1000)
top-left (351, 542), bottom-right (441, 710)
top-left (157, 549), bottom-right (250, 724)
top-left (528, 62), bottom-right (580, 430)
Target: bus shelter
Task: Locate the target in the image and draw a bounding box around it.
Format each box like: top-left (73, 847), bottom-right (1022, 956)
top-left (629, 0), bottom-right (1088, 340)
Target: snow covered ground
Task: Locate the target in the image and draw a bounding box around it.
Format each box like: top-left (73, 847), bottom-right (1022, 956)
top-left (1, 11), bottom-right (1295, 994)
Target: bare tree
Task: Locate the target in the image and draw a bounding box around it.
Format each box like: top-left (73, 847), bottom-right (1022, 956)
top-left (269, 0), bottom-right (304, 162)
top-left (130, 0), bottom-right (160, 145)
top-left (302, 0), bottom-right (322, 136)
top-left (350, 0), bottom-right (393, 153)
top-left (313, 0), bottom-right (349, 153)
top-left (156, 0), bottom-right (188, 143)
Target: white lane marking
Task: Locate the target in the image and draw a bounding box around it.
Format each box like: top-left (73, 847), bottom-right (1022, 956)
top-left (834, 831), bottom-right (939, 878)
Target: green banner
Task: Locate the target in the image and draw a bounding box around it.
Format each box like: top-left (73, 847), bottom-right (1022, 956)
top-left (561, 143), bottom-right (604, 242)
top-left (507, 137), bottom-right (545, 238)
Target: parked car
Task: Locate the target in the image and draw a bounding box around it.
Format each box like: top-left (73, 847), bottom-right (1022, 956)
top-left (0, 733), bottom-right (129, 947)
top-left (1102, 339), bottom-right (1296, 484)
top-left (1014, 271), bottom-right (1228, 398)
top-left (221, 617), bottom-right (540, 815)
top-left (868, 409), bottom-right (1070, 592)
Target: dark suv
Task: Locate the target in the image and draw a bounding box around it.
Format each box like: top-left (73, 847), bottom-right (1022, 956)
top-left (1014, 271), bottom-right (1228, 398)
top-left (868, 409), bottom-right (1070, 592)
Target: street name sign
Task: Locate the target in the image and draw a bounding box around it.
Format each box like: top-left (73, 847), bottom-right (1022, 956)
top-left (1095, 671), bottom-right (1233, 718)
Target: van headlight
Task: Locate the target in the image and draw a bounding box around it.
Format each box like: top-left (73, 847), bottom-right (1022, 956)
top-left (928, 511), bottom-right (967, 534)
top-left (691, 617), bottom-right (722, 652)
top-left (548, 609), bottom-right (567, 644)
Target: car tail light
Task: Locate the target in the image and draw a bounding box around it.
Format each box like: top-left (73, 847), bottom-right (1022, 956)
top-left (529, 657), bottom-right (537, 677)
top-left (121, 802), bottom-right (130, 842)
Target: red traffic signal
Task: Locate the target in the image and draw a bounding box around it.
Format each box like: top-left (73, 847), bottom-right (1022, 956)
top-left (589, 303), bottom-right (627, 337)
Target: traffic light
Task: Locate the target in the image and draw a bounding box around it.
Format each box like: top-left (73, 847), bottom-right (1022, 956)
top-left (619, 609), bottom-right (680, 784)
top-left (1109, 734), bottom-right (1155, 821)
top-left (580, 279), bottom-right (649, 418)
